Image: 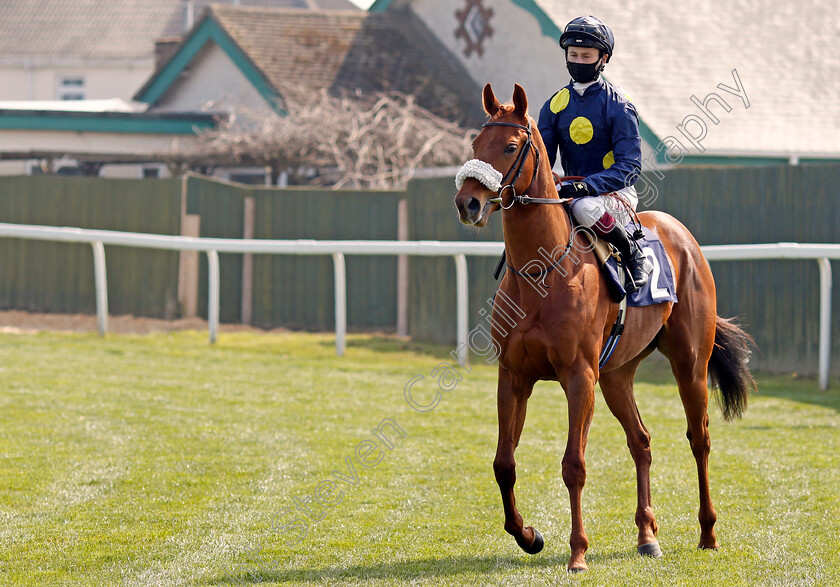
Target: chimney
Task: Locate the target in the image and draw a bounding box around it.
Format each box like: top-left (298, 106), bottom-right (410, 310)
top-left (184, 0), bottom-right (195, 31)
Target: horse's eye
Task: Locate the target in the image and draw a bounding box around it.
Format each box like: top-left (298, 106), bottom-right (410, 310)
top-left (505, 143), bottom-right (517, 154)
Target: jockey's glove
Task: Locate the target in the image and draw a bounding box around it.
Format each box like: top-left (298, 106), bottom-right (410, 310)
top-left (559, 181), bottom-right (597, 198)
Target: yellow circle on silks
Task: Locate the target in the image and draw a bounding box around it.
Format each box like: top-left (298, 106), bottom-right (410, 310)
top-left (570, 116), bottom-right (594, 144)
top-left (550, 88), bottom-right (570, 113)
top-left (603, 150), bottom-right (615, 169)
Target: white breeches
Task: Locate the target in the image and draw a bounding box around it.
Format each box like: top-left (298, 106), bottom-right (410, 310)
top-left (569, 185), bottom-right (638, 228)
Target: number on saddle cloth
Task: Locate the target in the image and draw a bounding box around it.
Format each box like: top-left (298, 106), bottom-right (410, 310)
top-left (622, 230), bottom-right (678, 307)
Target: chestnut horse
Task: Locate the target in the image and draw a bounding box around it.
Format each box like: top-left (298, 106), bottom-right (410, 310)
top-left (454, 84), bottom-right (755, 571)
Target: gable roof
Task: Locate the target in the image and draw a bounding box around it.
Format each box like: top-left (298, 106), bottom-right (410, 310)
top-left (0, 0), bottom-right (358, 61)
top-left (374, 0), bottom-right (839, 161)
top-left (527, 0), bottom-right (840, 160)
top-left (136, 5), bottom-right (485, 126)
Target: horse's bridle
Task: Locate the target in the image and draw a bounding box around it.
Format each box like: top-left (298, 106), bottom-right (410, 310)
top-left (482, 120), bottom-right (538, 208)
top-left (480, 118), bottom-right (576, 285)
top-left (482, 119), bottom-right (568, 208)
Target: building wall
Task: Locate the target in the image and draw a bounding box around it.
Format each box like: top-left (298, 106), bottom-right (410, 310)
top-left (0, 129), bottom-right (198, 157)
top-left (0, 129), bottom-right (197, 178)
top-left (0, 159), bottom-right (169, 178)
top-left (0, 161), bottom-right (26, 174)
top-left (0, 60), bottom-right (153, 101)
top-left (152, 42), bottom-right (268, 113)
top-left (404, 0), bottom-right (666, 171)
top-left (101, 164), bottom-right (172, 179)
top-left (409, 0), bottom-right (562, 119)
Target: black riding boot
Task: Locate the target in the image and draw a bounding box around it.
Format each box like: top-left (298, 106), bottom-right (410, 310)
top-left (601, 225), bottom-right (653, 292)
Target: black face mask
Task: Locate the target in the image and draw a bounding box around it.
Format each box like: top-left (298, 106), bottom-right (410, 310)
top-left (567, 57), bottom-right (604, 84)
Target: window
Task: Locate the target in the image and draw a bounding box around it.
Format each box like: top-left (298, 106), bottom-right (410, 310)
top-left (229, 172), bottom-right (267, 185)
top-left (58, 76), bottom-right (85, 100)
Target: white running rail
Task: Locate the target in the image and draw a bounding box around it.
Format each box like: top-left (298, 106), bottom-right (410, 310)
top-left (0, 223), bottom-right (837, 389)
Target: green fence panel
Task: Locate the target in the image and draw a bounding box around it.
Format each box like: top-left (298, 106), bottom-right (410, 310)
top-left (642, 163), bottom-right (840, 374)
top-left (249, 186), bottom-right (403, 330)
top-left (406, 176), bottom-right (504, 344)
top-left (1, 165), bottom-right (837, 376)
top-left (187, 176), bottom-right (247, 324)
top-left (0, 175), bottom-right (180, 318)
top-left (405, 164), bottom-right (840, 375)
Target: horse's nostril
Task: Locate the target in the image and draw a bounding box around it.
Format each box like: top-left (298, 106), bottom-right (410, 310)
top-left (467, 197), bottom-right (481, 215)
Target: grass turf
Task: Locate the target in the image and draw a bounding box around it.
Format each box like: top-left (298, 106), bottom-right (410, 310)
top-left (0, 329), bottom-right (838, 586)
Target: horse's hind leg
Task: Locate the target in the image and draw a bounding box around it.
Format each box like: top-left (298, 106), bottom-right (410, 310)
top-left (599, 359), bottom-right (661, 557)
top-left (659, 318), bottom-right (720, 550)
top-left (493, 367), bottom-right (543, 555)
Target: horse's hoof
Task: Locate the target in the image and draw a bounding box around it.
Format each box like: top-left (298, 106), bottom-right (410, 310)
top-left (567, 564), bottom-right (588, 573)
top-left (520, 527), bottom-right (544, 555)
top-left (638, 541), bottom-right (663, 558)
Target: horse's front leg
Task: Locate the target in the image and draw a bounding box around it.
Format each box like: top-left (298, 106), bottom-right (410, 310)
top-left (493, 366), bottom-right (543, 554)
top-left (561, 368), bottom-right (597, 572)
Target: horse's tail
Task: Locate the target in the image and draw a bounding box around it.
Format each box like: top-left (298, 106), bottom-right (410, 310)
top-left (708, 316), bottom-right (757, 421)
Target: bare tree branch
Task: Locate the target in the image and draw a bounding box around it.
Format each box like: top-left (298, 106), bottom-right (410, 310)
top-left (195, 89), bottom-right (476, 188)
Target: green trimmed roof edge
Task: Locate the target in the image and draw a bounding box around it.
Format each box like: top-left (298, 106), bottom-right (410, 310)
top-left (676, 155), bottom-right (839, 166)
top-left (134, 15), bottom-right (283, 113)
top-left (0, 111), bottom-right (215, 134)
top-left (511, 0), bottom-right (562, 38)
top-left (367, 0), bottom-right (393, 11)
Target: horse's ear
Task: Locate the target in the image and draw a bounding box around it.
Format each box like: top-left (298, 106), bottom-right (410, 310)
top-left (483, 83), bottom-right (501, 117)
top-left (512, 83), bottom-right (528, 117)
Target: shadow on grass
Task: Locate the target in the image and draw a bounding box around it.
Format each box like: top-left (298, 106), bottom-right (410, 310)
top-left (635, 353), bottom-right (840, 413)
top-left (209, 551), bottom-right (635, 584)
top-left (748, 373), bottom-right (840, 412)
top-left (320, 334), bottom-right (461, 361)
top-left (323, 335), bottom-right (840, 413)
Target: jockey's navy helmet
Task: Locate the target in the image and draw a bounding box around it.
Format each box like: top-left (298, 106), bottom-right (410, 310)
top-left (559, 16), bottom-right (615, 57)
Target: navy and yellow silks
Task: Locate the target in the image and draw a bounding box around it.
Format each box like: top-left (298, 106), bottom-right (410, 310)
top-left (537, 78), bottom-right (641, 195)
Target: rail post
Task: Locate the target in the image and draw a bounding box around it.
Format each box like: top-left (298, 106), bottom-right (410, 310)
top-left (818, 258), bottom-right (832, 390)
top-left (207, 250), bottom-right (220, 344)
top-left (454, 254), bottom-right (468, 366)
top-left (333, 252), bottom-right (347, 356)
top-left (91, 241), bottom-right (108, 336)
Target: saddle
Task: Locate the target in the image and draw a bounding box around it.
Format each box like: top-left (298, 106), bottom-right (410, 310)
top-left (494, 173), bottom-right (677, 309)
top-left (555, 173), bottom-right (654, 303)
top-left (581, 228), bottom-right (627, 302)
top-left (558, 173), bottom-right (628, 302)
top-left (574, 212), bottom-right (678, 309)
top-left (489, 175), bottom-right (676, 368)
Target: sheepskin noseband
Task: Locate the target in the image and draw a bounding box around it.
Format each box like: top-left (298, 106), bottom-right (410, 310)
top-left (455, 159), bottom-right (503, 192)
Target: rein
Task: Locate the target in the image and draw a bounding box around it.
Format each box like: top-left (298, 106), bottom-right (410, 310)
top-left (481, 120), bottom-right (550, 208)
top-left (478, 118), bottom-right (627, 369)
top-left (504, 239), bottom-right (574, 288)
top-left (479, 118), bottom-right (573, 282)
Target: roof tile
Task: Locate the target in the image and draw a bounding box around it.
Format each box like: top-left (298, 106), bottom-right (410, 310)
top-left (208, 5), bottom-right (485, 125)
top-left (0, 0), bottom-right (358, 60)
top-left (535, 0), bottom-right (840, 156)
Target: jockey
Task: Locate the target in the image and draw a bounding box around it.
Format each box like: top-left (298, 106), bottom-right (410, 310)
top-left (538, 15), bottom-right (653, 291)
